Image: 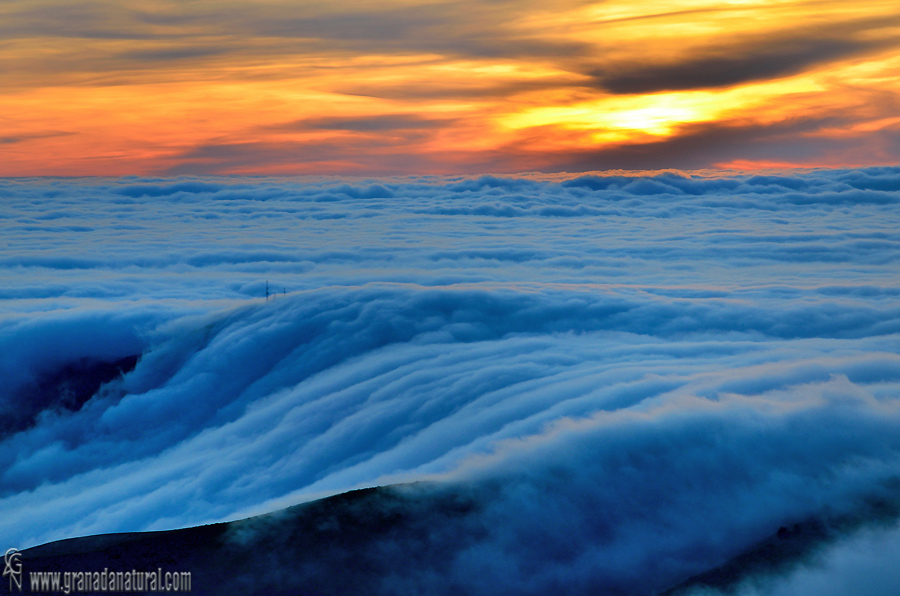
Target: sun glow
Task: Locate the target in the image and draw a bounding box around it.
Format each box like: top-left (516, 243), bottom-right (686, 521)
top-left (500, 74), bottom-right (828, 147)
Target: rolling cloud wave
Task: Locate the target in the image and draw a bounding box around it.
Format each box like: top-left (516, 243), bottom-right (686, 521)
top-left (2, 168), bottom-right (900, 594)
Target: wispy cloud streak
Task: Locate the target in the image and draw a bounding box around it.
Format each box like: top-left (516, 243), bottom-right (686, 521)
top-left (1, 0), bottom-right (898, 174)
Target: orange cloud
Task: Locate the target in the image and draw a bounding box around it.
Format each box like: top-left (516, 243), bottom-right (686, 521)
top-left (1, 0), bottom-right (898, 175)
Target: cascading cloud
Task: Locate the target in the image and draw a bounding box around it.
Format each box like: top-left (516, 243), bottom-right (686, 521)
top-left (2, 167), bottom-right (900, 594)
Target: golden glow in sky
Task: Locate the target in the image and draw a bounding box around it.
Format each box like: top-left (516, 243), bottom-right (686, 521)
top-left (1, 0), bottom-right (899, 175)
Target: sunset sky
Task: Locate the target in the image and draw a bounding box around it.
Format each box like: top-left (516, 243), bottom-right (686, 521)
top-left (2, 0), bottom-right (899, 176)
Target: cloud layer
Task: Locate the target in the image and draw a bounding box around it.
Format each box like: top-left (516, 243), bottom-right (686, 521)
top-left (2, 168), bottom-right (900, 593)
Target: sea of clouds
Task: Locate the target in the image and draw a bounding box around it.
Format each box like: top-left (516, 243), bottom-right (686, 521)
top-left (2, 167), bottom-right (900, 594)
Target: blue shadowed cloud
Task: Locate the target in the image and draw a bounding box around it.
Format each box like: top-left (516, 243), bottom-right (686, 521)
top-left (2, 167), bottom-right (900, 594)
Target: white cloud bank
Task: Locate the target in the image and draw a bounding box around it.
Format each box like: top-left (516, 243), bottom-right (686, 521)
top-left (1, 167), bottom-right (900, 593)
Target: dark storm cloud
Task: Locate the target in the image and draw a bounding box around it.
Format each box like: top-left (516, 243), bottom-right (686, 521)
top-left (0, 131), bottom-right (73, 145)
top-left (592, 38), bottom-right (889, 94)
top-left (297, 114), bottom-right (454, 132)
top-left (538, 116), bottom-right (887, 172)
top-left (0, 0), bottom-right (587, 61)
top-left (163, 139), bottom-right (443, 176)
top-left (588, 16), bottom-right (900, 94)
top-left (0, 2), bottom-right (131, 40)
top-left (187, 0), bottom-right (589, 60)
top-left (116, 45), bottom-right (231, 62)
